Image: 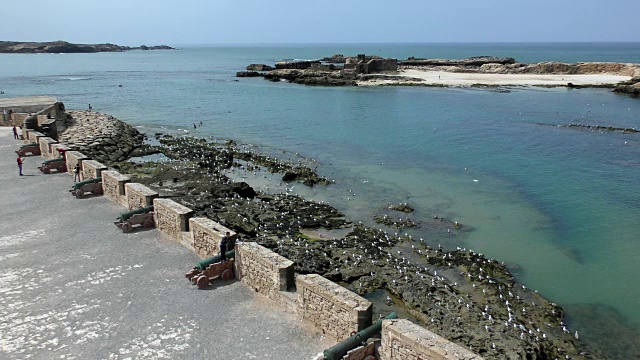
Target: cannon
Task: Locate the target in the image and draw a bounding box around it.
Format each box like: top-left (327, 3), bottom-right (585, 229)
top-left (16, 143), bottom-right (41, 156)
top-left (185, 250), bottom-right (236, 289)
top-left (69, 177), bottom-right (103, 198)
top-left (323, 312), bottom-right (398, 360)
top-left (114, 205), bottom-right (155, 233)
top-left (38, 158), bottom-right (67, 174)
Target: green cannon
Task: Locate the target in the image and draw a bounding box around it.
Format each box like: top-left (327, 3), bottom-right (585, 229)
top-left (16, 143), bottom-right (41, 156)
top-left (185, 250), bottom-right (236, 288)
top-left (323, 312), bottom-right (398, 360)
top-left (114, 205), bottom-right (155, 233)
top-left (69, 177), bottom-right (103, 198)
top-left (38, 157), bottom-right (67, 174)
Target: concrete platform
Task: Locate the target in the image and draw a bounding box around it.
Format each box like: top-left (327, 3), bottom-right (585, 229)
top-left (0, 128), bottom-right (327, 359)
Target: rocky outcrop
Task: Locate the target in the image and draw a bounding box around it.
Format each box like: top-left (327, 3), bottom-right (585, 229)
top-left (275, 60), bottom-right (321, 70)
top-left (0, 41), bottom-right (175, 53)
top-left (402, 56), bottom-right (517, 67)
top-left (613, 77), bottom-right (640, 95)
top-left (236, 71), bottom-right (263, 77)
top-left (264, 69), bottom-right (357, 86)
top-left (320, 54), bottom-right (347, 63)
top-left (58, 111), bottom-right (145, 164)
top-left (246, 64), bottom-right (275, 71)
top-left (402, 57), bottom-right (640, 78)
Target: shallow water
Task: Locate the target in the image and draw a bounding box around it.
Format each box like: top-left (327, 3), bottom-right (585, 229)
top-left (1, 43), bottom-right (639, 357)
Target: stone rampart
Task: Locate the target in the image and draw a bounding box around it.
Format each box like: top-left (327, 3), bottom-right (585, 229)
top-left (189, 217), bottom-right (236, 258)
top-left (28, 131), bottom-right (45, 146)
top-left (64, 151), bottom-right (89, 177)
top-left (38, 137), bottom-right (58, 160)
top-left (101, 170), bottom-right (131, 207)
top-left (296, 274), bottom-right (372, 341)
top-left (82, 159), bottom-right (107, 180)
top-left (153, 198), bottom-right (193, 242)
top-left (125, 183), bottom-right (158, 210)
top-left (51, 144), bottom-right (68, 159)
top-left (235, 242), bottom-right (294, 301)
top-left (380, 319), bottom-right (483, 360)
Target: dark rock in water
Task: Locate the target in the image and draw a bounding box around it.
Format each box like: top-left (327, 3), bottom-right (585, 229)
top-left (236, 71), bottom-right (263, 78)
top-left (282, 171), bottom-right (298, 182)
top-left (389, 203), bottom-right (414, 213)
top-left (246, 64), bottom-right (275, 71)
top-left (232, 181), bottom-right (256, 198)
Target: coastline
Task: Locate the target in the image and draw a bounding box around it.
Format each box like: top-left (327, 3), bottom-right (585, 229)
top-left (357, 68), bottom-right (632, 87)
top-left (49, 111), bottom-right (599, 359)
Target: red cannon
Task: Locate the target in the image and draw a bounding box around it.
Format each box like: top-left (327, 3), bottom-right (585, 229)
top-left (16, 143), bottom-right (41, 156)
top-left (186, 252), bottom-right (235, 289)
top-left (38, 158), bottom-right (67, 174)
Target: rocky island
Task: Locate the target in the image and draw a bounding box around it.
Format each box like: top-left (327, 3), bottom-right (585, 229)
top-left (0, 41), bottom-right (175, 53)
top-left (238, 54), bottom-right (640, 95)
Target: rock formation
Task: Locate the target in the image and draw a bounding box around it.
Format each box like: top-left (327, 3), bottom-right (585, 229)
top-left (0, 41), bottom-right (175, 53)
top-left (58, 111), bottom-right (145, 164)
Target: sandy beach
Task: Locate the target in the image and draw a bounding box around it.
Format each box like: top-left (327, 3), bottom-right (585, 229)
top-left (359, 69), bottom-right (632, 86)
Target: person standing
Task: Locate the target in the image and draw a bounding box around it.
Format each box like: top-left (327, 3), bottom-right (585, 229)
top-left (73, 164), bottom-right (81, 182)
top-left (219, 232), bottom-right (230, 261)
top-left (12, 125), bottom-right (18, 139)
top-left (17, 155), bottom-right (23, 176)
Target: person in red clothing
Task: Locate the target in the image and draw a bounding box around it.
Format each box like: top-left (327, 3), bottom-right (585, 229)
top-left (17, 155), bottom-right (23, 176)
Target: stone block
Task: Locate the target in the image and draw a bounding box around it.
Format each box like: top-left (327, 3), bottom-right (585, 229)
top-left (296, 274), bottom-right (372, 341)
top-left (379, 319), bottom-right (482, 360)
top-left (101, 170), bottom-right (131, 207)
top-left (28, 131), bottom-right (45, 146)
top-left (22, 129), bottom-right (32, 144)
top-left (51, 144), bottom-right (68, 159)
top-left (82, 159), bottom-right (107, 180)
top-left (38, 137), bottom-right (58, 160)
top-left (153, 198), bottom-right (193, 241)
top-left (65, 151), bottom-right (89, 177)
top-left (344, 342), bottom-right (375, 360)
top-left (125, 183), bottom-right (159, 210)
top-left (235, 242), bottom-right (294, 300)
top-left (189, 217), bottom-right (236, 258)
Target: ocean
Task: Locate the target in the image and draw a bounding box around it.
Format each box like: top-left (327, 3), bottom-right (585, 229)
top-left (1, 43), bottom-right (639, 357)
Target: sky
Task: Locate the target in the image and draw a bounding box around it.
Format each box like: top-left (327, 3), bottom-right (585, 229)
top-left (2, 0), bottom-right (639, 45)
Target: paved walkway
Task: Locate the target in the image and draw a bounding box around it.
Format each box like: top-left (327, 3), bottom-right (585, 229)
top-left (0, 128), bottom-right (327, 359)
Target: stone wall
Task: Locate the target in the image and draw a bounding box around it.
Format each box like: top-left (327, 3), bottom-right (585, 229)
top-left (38, 137), bottom-right (58, 160)
top-left (101, 170), bottom-right (131, 206)
top-left (29, 131), bottom-right (45, 146)
top-left (82, 159), bottom-right (107, 180)
top-left (153, 198), bottom-right (193, 241)
top-left (125, 183), bottom-right (158, 210)
top-left (296, 274), bottom-right (372, 341)
top-left (65, 151), bottom-right (89, 177)
top-left (189, 217), bottom-right (236, 258)
top-left (51, 144), bottom-right (68, 159)
top-left (379, 319), bottom-right (483, 360)
top-left (235, 242), bottom-right (294, 300)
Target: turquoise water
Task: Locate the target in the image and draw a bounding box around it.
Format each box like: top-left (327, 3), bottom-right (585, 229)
top-left (1, 43), bottom-right (639, 356)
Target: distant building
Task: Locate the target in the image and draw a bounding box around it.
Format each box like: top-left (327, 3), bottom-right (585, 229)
top-left (344, 54), bottom-right (398, 74)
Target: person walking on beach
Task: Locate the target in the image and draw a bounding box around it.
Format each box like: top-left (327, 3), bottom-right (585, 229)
top-left (12, 125), bottom-right (18, 139)
top-left (219, 232), bottom-right (230, 261)
top-left (17, 155), bottom-right (23, 176)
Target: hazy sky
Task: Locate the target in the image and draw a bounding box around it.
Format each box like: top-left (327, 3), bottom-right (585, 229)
top-left (2, 0), bottom-right (638, 45)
